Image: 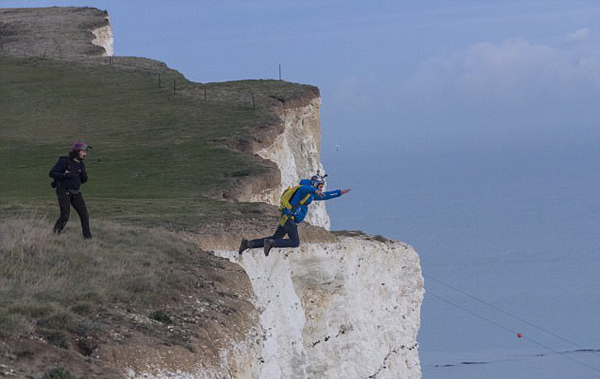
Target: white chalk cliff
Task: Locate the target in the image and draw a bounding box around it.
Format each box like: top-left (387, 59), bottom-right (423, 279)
top-left (213, 236), bottom-right (423, 379)
top-left (250, 95), bottom-right (331, 230)
top-left (92, 22), bottom-right (114, 56)
top-left (134, 91), bottom-right (425, 379)
top-left (201, 92), bottom-right (425, 378)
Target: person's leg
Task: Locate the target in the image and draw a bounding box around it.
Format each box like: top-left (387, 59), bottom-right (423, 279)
top-left (248, 224), bottom-right (286, 248)
top-left (71, 194), bottom-right (92, 239)
top-left (269, 219), bottom-right (300, 248)
top-left (53, 189), bottom-right (71, 234)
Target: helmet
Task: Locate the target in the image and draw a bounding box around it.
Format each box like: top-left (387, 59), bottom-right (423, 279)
top-left (71, 141), bottom-right (91, 152)
top-left (310, 170), bottom-right (327, 187)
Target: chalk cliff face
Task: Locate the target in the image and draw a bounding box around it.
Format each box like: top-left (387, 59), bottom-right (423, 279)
top-left (193, 80), bottom-right (425, 378)
top-left (126, 233), bottom-right (424, 379)
top-left (91, 22), bottom-right (114, 56)
top-left (192, 89), bottom-right (425, 377)
top-left (250, 95), bottom-right (331, 230)
top-left (213, 235), bottom-right (423, 379)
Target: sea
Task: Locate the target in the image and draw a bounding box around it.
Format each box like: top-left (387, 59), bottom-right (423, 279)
top-left (323, 144), bottom-right (600, 379)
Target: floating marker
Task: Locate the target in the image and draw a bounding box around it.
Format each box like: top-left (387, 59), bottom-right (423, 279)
top-left (517, 333), bottom-right (523, 338)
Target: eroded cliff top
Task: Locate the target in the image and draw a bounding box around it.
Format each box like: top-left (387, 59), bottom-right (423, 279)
top-left (0, 6), bottom-right (110, 58)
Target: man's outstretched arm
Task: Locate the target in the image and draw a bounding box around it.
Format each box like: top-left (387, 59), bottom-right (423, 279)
top-left (314, 188), bottom-right (351, 201)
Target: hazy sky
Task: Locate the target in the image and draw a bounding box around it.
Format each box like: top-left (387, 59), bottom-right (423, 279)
top-left (2, 0), bottom-right (598, 159)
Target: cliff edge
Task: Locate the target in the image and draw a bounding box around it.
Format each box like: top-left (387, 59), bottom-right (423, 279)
top-left (0, 7), bottom-right (113, 58)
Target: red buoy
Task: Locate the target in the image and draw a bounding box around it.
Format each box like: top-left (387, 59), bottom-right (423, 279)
top-left (517, 333), bottom-right (523, 338)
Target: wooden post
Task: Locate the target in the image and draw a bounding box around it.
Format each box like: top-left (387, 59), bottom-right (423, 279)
top-left (279, 64), bottom-right (282, 81)
top-left (252, 93), bottom-right (256, 110)
top-left (158, 74), bottom-right (161, 88)
top-left (204, 87), bottom-right (207, 101)
top-left (173, 80), bottom-right (176, 94)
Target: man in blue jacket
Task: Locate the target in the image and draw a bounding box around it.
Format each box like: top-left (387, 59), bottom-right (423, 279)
top-left (239, 173), bottom-right (350, 256)
top-left (49, 141), bottom-right (92, 239)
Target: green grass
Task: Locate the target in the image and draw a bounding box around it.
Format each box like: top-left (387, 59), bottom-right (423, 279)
top-left (42, 367), bottom-right (76, 379)
top-left (0, 56), bottom-right (315, 227)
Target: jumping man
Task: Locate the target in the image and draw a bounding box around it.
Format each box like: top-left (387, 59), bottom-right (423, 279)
top-left (239, 172), bottom-right (350, 256)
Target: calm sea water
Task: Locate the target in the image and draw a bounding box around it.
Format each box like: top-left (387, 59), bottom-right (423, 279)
top-left (323, 144), bottom-right (600, 379)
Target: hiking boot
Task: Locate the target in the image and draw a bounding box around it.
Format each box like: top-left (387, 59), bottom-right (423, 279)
top-left (238, 239), bottom-right (249, 255)
top-left (264, 239), bottom-right (274, 257)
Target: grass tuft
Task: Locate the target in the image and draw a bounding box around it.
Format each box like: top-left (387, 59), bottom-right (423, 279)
top-left (39, 329), bottom-right (69, 349)
top-left (42, 367), bottom-right (76, 379)
top-left (149, 310), bottom-right (172, 324)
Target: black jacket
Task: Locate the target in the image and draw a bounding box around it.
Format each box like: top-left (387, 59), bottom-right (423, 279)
top-left (49, 156), bottom-right (88, 190)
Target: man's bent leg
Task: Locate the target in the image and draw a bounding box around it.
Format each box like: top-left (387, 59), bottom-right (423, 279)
top-left (270, 219), bottom-right (300, 248)
top-left (248, 224), bottom-right (286, 248)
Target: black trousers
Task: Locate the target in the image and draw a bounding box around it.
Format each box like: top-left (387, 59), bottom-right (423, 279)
top-left (53, 188), bottom-right (92, 238)
top-left (249, 218), bottom-right (300, 248)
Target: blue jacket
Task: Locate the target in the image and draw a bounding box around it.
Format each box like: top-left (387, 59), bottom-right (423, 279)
top-left (286, 179), bottom-right (342, 224)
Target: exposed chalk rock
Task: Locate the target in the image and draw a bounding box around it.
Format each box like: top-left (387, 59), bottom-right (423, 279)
top-left (212, 235), bottom-right (424, 379)
top-left (92, 22), bottom-right (114, 56)
top-left (251, 96), bottom-right (331, 230)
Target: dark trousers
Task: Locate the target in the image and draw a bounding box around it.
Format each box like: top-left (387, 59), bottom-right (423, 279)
top-left (249, 218), bottom-right (300, 248)
top-left (53, 188), bottom-right (92, 238)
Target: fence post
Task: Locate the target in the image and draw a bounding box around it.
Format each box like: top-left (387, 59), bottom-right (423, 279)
top-left (252, 93), bottom-right (256, 110)
top-left (158, 74), bottom-right (161, 88)
top-left (173, 80), bottom-right (176, 94)
top-left (204, 86), bottom-right (207, 101)
top-left (0, 24), bottom-right (4, 53)
top-left (279, 64), bottom-right (282, 81)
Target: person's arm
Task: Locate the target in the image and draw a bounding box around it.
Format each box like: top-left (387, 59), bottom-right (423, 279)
top-left (314, 189), bottom-right (351, 201)
top-left (49, 157), bottom-right (68, 181)
top-left (80, 163), bottom-right (88, 184)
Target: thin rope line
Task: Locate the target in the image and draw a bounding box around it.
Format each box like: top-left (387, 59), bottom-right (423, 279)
top-left (424, 273), bottom-right (600, 357)
top-left (427, 290), bottom-right (600, 375)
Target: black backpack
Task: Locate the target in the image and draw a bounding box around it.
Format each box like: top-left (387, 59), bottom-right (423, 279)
top-left (50, 156), bottom-right (71, 188)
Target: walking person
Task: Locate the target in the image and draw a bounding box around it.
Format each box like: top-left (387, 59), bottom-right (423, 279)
top-left (49, 141), bottom-right (92, 239)
top-left (239, 172), bottom-right (350, 256)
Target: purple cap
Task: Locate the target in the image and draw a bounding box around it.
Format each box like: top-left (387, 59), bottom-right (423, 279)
top-left (71, 141), bottom-right (91, 152)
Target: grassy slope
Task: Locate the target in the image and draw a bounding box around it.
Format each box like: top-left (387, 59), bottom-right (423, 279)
top-left (0, 218), bottom-right (257, 377)
top-left (0, 56), bottom-right (313, 228)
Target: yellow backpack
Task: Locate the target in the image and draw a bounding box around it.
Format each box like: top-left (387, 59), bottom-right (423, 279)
top-left (278, 185), bottom-right (311, 225)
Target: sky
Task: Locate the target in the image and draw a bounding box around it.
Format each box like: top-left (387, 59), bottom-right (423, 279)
top-left (2, 1), bottom-right (600, 377)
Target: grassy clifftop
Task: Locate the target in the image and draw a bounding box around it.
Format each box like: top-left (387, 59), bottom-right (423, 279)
top-left (0, 55), bottom-right (317, 228)
top-left (0, 7), bottom-right (110, 58)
